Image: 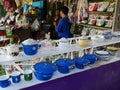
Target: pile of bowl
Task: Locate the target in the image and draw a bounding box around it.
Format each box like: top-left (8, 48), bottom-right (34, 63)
top-left (33, 62), bottom-right (57, 80)
top-left (94, 50), bottom-right (111, 61)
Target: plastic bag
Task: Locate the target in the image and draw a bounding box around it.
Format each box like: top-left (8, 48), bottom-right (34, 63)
top-left (31, 19), bottom-right (40, 31)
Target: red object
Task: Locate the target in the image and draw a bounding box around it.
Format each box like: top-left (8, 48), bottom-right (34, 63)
top-left (91, 19), bottom-right (96, 25)
top-left (89, 3), bottom-right (98, 11)
top-left (3, 0), bottom-right (15, 8)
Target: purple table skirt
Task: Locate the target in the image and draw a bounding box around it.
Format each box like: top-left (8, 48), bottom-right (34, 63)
top-left (21, 60), bottom-right (120, 90)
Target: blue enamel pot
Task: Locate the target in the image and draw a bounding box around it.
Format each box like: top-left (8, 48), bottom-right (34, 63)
top-left (83, 54), bottom-right (98, 64)
top-left (34, 71), bottom-right (53, 80)
top-left (33, 62), bottom-right (57, 80)
top-left (22, 44), bottom-right (39, 55)
top-left (73, 57), bottom-right (89, 69)
top-left (55, 58), bottom-right (75, 74)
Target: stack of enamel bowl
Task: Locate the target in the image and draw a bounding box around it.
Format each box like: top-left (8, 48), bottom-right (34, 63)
top-left (33, 62), bottom-right (57, 80)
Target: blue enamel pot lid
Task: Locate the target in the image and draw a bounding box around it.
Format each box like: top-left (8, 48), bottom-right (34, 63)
top-left (55, 58), bottom-right (75, 67)
top-left (83, 54), bottom-right (98, 59)
top-left (33, 62), bottom-right (57, 73)
top-left (73, 57), bottom-right (89, 64)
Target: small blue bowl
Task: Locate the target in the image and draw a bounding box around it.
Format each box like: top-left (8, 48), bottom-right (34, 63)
top-left (34, 72), bottom-right (53, 80)
top-left (22, 44), bottom-right (39, 55)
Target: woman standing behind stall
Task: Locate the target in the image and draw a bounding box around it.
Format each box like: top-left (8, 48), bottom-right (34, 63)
top-left (49, 9), bottom-right (61, 39)
top-left (54, 6), bottom-right (72, 39)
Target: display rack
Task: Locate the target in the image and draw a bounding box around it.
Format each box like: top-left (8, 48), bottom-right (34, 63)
top-left (113, 0), bottom-right (120, 31)
top-left (89, 11), bottom-right (113, 16)
top-left (78, 0), bottom-right (117, 32)
top-left (79, 23), bottom-right (112, 30)
top-left (0, 36), bottom-right (120, 73)
top-left (0, 36), bottom-right (120, 90)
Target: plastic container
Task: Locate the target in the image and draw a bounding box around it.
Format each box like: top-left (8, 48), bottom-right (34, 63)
top-left (33, 62), bottom-right (56, 80)
top-left (73, 57), bottom-right (89, 69)
top-left (55, 58), bottom-right (75, 74)
top-left (22, 44), bottom-right (38, 55)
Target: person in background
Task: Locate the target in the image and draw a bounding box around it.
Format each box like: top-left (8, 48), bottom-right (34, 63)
top-left (49, 9), bottom-right (61, 39)
top-left (0, 0), bottom-right (22, 26)
top-left (54, 6), bottom-right (72, 39)
top-left (2, 0), bottom-right (17, 24)
top-left (0, 0), bottom-right (31, 43)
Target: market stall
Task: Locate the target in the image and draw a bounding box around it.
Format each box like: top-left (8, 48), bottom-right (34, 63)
top-left (0, 33), bottom-right (120, 90)
top-left (0, 0), bottom-right (120, 90)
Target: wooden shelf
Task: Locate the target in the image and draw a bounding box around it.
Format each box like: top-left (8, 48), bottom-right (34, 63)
top-left (25, 14), bottom-right (39, 19)
top-left (79, 23), bottom-right (112, 30)
top-left (89, 11), bottom-right (114, 16)
top-left (89, 0), bottom-right (115, 3)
